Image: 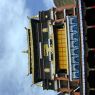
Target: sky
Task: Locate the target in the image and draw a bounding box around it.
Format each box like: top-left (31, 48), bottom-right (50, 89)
top-left (0, 0), bottom-right (57, 95)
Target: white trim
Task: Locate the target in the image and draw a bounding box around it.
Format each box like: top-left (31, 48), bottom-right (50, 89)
top-left (78, 0), bottom-right (85, 95)
top-left (67, 16), bottom-right (72, 81)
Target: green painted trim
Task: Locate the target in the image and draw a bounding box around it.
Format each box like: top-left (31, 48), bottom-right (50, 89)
top-left (53, 0), bottom-right (75, 7)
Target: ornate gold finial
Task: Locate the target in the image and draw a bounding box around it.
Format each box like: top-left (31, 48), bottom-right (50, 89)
top-left (22, 50), bottom-right (28, 54)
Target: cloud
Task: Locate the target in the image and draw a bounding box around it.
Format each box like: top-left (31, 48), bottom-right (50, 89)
top-left (0, 0), bottom-right (31, 95)
top-left (43, 0), bottom-right (55, 9)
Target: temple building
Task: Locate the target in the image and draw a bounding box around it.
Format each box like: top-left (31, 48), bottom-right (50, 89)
top-left (25, 0), bottom-right (95, 95)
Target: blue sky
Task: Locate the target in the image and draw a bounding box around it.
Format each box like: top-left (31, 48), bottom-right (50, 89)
top-left (26, 0), bottom-right (55, 15)
top-left (0, 0), bottom-right (56, 95)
